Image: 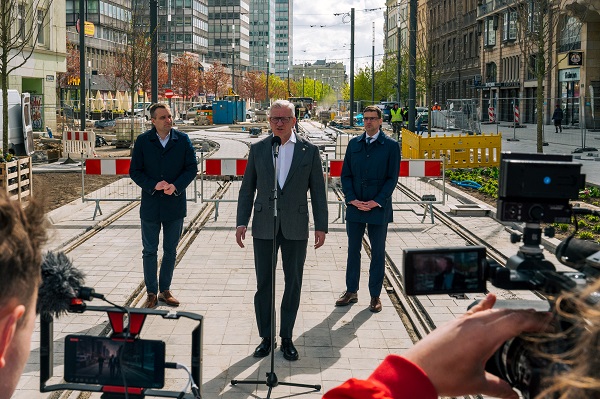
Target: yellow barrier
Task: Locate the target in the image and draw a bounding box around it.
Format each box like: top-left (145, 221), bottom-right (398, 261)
top-left (401, 128), bottom-right (502, 169)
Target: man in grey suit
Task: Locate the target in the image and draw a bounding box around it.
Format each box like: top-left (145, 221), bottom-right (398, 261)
top-left (335, 105), bottom-right (400, 313)
top-left (236, 100), bottom-right (328, 361)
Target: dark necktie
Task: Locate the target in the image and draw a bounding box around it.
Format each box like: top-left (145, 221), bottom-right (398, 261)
top-left (366, 136), bottom-right (373, 144)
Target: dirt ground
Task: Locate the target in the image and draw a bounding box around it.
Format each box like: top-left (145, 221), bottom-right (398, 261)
top-left (33, 173), bottom-right (120, 212)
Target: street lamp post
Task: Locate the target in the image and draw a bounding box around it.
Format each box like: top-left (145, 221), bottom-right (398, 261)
top-left (313, 69), bottom-right (316, 100)
top-left (265, 44), bottom-right (269, 108)
top-left (167, 1), bottom-right (172, 108)
top-left (232, 24), bottom-right (236, 122)
top-left (302, 72), bottom-right (305, 97)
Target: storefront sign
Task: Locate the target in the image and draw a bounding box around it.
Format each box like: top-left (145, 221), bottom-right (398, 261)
top-left (501, 82), bottom-right (519, 87)
top-left (568, 52), bottom-right (583, 66)
top-left (46, 75), bottom-right (54, 82)
top-left (559, 68), bottom-right (580, 82)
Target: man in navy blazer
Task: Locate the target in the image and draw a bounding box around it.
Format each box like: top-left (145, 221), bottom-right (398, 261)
top-left (335, 105), bottom-right (400, 312)
top-left (236, 100), bottom-right (328, 360)
top-left (130, 103), bottom-right (198, 309)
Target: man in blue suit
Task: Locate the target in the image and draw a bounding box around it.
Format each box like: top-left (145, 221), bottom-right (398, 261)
top-left (335, 105), bottom-right (400, 312)
top-left (130, 103), bottom-right (198, 309)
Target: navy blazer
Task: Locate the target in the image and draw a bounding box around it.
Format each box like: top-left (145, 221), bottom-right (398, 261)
top-left (341, 131), bottom-right (400, 225)
top-left (129, 127), bottom-right (198, 222)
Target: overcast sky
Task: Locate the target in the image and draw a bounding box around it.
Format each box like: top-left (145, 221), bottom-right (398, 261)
top-left (292, 0), bottom-right (387, 74)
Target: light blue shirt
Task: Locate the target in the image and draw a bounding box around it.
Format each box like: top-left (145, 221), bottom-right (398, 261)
top-left (366, 131), bottom-right (380, 143)
top-left (157, 131), bottom-right (171, 148)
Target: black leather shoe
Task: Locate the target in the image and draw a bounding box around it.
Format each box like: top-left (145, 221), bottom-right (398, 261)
top-left (253, 337), bottom-right (276, 358)
top-left (281, 338), bottom-right (299, 361)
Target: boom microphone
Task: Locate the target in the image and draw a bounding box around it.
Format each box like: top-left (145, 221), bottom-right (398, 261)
top-left (37, 251), bottom-right (100, 318)
top-left (555, 237), bottom-right (600, 270)
top-left (271, 135), bottom-right (282, 157)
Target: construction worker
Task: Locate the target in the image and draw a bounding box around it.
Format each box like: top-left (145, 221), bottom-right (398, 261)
top-left (432, 102), bottom-right (441, 111)
top-left (390, 103), bottom-right (403, 139)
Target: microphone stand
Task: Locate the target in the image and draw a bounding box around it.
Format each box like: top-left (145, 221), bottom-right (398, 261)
top-left (231, 138), bottom-right (321, 398)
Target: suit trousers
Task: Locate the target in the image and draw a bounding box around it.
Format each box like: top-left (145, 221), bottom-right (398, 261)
top-left (253, 231), bottom-right (307, 339)
top-left (141, 218), bottom-right (184, 294)
top-left (345, 221), bottom-right (388, 298)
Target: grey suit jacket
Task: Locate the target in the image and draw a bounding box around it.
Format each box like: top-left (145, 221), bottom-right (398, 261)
top-left (236, 133), bottom-right (328, 240)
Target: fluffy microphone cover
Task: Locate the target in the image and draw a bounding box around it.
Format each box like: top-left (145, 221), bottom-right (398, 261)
top-left (37, 251), bottom-right (86, 318)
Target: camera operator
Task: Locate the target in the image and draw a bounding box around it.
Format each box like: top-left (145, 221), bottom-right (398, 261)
top-left (323, 293), bottom-right (554, 399)
top-left (0, 190), bottom-right (47, 398)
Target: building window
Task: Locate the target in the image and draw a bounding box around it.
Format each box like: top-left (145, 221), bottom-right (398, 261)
top-left (484, 17), bottom-right (495, 47)
top-left (37, 9), bottom-right (45, 45)
top-left (559, 16), bottom-right (581, 52)
top-left (486, 62), bottom-right (497, 82)
top-left (502, 9), bottom-right (517, 42)
top-left (18, 4), bottom-right (26, 42)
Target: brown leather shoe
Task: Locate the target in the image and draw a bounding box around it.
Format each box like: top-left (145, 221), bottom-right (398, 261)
top-left (369, 297), bottom-right (382, 313)
top-left (142, 293), bottom-right (158, 308)
top-left (158, 290), bottom-right (180, 307)
top-left (335, 291), bottom-right (358, 306)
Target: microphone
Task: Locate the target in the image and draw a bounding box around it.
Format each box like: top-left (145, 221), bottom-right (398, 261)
top-left (555, 237), bottom-right (600, 270)
top-left (37, 251), bottom-right (101, 318)
top-left (271, 135), bottom-right (282, 157)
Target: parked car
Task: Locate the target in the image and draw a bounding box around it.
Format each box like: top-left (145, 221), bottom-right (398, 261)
top-left (127, 102), bottom-right (151, 119)
top-left (246, 109), bottom-right (255, 121)
top-left (183, 104), bottom-right (204, 119)
top-left (416, 107), bottom-right (429, 125)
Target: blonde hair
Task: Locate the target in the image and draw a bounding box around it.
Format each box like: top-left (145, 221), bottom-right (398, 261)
top-left (535, 278), bottom-right (600, 398)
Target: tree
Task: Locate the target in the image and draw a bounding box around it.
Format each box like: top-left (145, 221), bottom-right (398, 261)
top-left (117, 2), bottom-right (152, 145)
top-left (0, 0), bottom-right (53, 154)
top-left (239, 70), bottom-right (266, 101)
top-left (204, 62), bottom-right (229, 99)
top-left (140, 54), bottom-right (168, 100)
top-left (172, 52), bottom-right (200, 100)
top-left (57, 41), bottom-right (80, 107)
top-left (515, 0), bottom-right (590, 152)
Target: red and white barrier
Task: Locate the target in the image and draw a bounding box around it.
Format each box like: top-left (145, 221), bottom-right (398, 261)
top-left (86, 158), bottom-right (131, 175)
top-left (63, 130), bottom-right (96, 159)
top-left (399, 160), bottom-right (441, 177)
top-left (204, 158), bottom-right (248, 176)
top-left (328, 159), bottom-right (442, 178)
top-left (513, 104), bottom-right (520, 125)
top-left (488, 107), bottom-right (496, 123)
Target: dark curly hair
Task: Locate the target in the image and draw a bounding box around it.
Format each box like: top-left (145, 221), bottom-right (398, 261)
top-left (0, 191), bottom-right (47, 323)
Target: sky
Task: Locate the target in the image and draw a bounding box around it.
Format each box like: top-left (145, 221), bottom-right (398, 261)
top-left (293, 0), bottom-right (387, 74)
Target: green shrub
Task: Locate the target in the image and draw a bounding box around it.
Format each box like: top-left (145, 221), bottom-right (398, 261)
top-left (578, 231), bottom-right (594, 240)
top-left (577, 220), bottom-right (589, 228)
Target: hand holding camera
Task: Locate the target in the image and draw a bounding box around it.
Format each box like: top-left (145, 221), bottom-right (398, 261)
top-left (403, 293), bottom-right (552, 399)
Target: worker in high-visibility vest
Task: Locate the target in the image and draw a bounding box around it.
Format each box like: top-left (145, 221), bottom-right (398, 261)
top-left (390, 103), bottom-right (402, 139)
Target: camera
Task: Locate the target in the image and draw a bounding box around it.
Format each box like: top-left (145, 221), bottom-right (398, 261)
top-left (403, 152), bottom-right (600, 398)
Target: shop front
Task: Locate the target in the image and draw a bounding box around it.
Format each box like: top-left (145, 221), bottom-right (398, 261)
top-left (559, 67), bottom-right (580, 126)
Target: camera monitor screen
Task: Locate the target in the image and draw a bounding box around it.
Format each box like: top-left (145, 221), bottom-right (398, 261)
top-left (403, 246), bottom-right (487, 295)
top-left (64, 335), bottom-right (165, 388)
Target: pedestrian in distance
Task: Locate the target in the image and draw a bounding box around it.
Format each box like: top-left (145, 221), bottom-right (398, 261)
top-left (335, 105), bottom-right (400, 313)
top-left (552, 104), bottom-right (564, 133)
top-left (0, 190), bottom-right (47, 399)
top-left (390, 103), bottom-right (403, 140)
top-left (236, 99), bottom-right (328, 361)
top-left (129, 103), bottom-right (199, 309)
top-left (416, 113), bottom-right (425, 136)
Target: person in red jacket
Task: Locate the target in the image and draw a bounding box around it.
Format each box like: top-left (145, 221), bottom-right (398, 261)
top-left (323, 293), bottom-right (552, 399)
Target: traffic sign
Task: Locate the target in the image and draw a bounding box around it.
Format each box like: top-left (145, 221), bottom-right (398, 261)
top-left (165, 89), bottom-right (174, 99)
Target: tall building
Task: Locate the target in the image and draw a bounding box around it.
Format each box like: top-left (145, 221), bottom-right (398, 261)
top-left (207, 0), bottom-right (250, 78)
top-left (249, 0), bottom-right (275, 74)
top-left (291, 60), bottom-right (346, 96)
top-left (274, 0), bottom-right (292, 78)
top-left (157, 0), bottom-right (209, 60)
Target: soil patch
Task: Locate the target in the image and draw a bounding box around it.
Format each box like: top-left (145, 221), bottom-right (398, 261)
top-left (33, 173), bottom-right (120, 212)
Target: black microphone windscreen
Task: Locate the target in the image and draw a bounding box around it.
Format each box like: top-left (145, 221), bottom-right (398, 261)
top-left (271, 136), bottom-right (282, 146)
top-left (556, 238), bottom-right (600, 269)
top-left (37, 251), bottom-right (85, 318)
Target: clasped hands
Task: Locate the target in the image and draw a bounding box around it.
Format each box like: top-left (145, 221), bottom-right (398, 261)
top-left (349, 199), bottom-right (378, 211)
top-left (155, 180), bottom-right (176, 195)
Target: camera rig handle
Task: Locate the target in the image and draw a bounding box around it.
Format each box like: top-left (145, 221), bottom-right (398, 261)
top-left (40, 305), bottom-right (203, 398)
